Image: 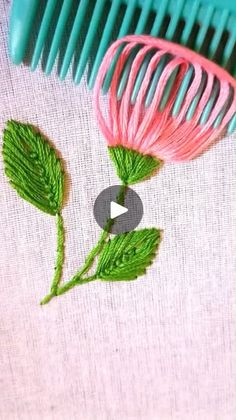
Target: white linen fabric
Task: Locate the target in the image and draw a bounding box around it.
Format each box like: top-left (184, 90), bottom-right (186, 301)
top-left (0, 2), bottom-right (235, 419)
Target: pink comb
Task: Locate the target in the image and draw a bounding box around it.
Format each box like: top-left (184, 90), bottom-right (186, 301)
top-left (94, 35), bottom-right (236, 162)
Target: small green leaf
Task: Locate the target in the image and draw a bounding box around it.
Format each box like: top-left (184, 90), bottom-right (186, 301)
top-left (3, 120), bottom-right (64, 215)
top-left (109, 146), bottom-right (162, 184)
top-left (96, 228), bottom-right (162, 281)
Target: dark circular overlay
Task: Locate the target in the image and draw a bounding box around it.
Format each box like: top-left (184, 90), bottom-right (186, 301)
top-left (93, 185), bottom-right (143, 234)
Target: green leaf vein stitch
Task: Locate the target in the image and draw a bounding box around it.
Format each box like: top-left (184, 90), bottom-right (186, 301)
top-left (96, 229), bottom-right (162, 281)
top-left (3, 120), bottom-right (64, 215)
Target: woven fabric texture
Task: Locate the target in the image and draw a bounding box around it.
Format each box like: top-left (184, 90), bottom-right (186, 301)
top-left (0, 2), bottom-right (235, 419)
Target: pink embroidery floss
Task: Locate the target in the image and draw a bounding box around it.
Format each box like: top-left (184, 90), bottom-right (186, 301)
top-left (94, 35), bottom-right (236, 169)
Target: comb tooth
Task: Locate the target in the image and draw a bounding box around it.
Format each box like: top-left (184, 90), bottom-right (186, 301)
top-left (195, 4), bottom-right (214, 52)
top-left (159, 67), bottom-right (179, 111)
top-left (172, 67), bottom-right (193, 116)
top-left (208, 9), bottom-right (229, 59)
top-left (59, 0), bottom-right (89, 80)
top-left (222, 27), bottom-right (236, 67)
top-left (102, 0), bottom-right (137, 93)
top-left (88, 0), bottom-right (122, 89)
top-left (31, 0), bottom-right (57, 71)
top-left (145, 55), bottom-right (168, 107)
top-left (116, 53), bottom-right (136, 100)
top-left (117, 0), bottom-right (136, 36)
top-left (181, 0), bottom-right (200, 45)
top-left (227, 113), bottom-right (236, 134)
top-left (213, 86), bottom-right (231, 128)
top-left (9, 0), bottom-right (39, 64)
top-left (150, 0), bottom-right (169, 36)
top-left (165, 0), bottom-right (185, 40)
top-left (131, 52), bottom-right (153, 104)
top-left (135, 0), bottom-right (153, 34)
top-left (200, 81), bottom-right (219, 124)
top-left (116, 0), bottom-right (153, 98)
top-left (45, 0), bottom-right (73, 75)
top-left (213, 105), bottom-right (228, 128)
top-left (74, 0), bottom-right (106, 84)
top-left (186, 74), bottom-right (206, 120)
top-left (213, 114), bottom-right (223, 128)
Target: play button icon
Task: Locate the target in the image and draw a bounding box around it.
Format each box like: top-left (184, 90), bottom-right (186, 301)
top-left (93, 185), bottom-right (143, 234)
top-left (110, 201), bottom-right (128, 219)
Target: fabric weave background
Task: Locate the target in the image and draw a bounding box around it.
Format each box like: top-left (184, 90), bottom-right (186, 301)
top-left (0, 2), bottom-right (235, 419)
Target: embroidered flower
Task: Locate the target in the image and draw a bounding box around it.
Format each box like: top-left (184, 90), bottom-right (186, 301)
top-left (3, 36), bottom-right (235, 304)
top-left (94, 35), bottom-right (236, 183)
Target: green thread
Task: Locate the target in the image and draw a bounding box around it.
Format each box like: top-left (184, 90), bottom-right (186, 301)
top-left (96, 228), bottom-right (162, 281)
top-left (50, 213), bottom-right (64, 295)
top-left (78, 229), bottom-right (110, 277)
top-left (3, 120), bottom-right (66, 304)
top-left (40, 275), bottom-right (96, 304)
top-left (56, 275), bottom-right (97, 296)
top-left (2, 121), bottom-right (163, 305)
top-left (108, 146), bottom-right (162, 184)
top-left (40, 212), bottom-right (65, 304)
top-left (3, 120), bottom-right (64, 215)
top-left (73, 183), bottom-right (127, 277)
top-left (40, 183), bottom-right (130, 303)
top-left (42, 183), bottom-right (128, 302)
top-left (40, 292), bottom-right (55, 305)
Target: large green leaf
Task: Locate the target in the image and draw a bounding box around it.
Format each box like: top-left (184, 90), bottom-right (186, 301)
top-left (3, 120), bottom-right (64, 215)
top-left (96, 228), bottom-right (162, 281)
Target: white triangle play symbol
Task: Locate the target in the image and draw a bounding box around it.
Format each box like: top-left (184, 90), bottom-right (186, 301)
top-left (110, 201), bottom-right (128, 219)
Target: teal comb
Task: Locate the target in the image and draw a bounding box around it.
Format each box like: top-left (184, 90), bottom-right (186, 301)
top-left (8, 0), bottom-right (236, 133)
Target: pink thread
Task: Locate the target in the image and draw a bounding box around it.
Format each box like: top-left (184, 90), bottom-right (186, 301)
top-left (94, 35), bottom-right (236, 162)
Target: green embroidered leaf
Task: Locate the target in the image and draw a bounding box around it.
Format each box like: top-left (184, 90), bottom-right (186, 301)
top-left (108, 146), bottom-right (162, 184)
top-left (96, 228), bottom-right (162, 281)
top-left (3, 120), bottom-right (64, 215)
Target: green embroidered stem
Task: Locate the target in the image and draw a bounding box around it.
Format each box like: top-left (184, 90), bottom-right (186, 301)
top-left (40, 292), bottom-right (55, 305)
top-left (77, 228), bottom-right (110, 277)
top-left (40, 275), bottom-right (97, 304)
top-left (56, 275), bottom-right (97, 296)
top-left (50, 213), bottom-right (64, 294)
top-left (41, 184), bottom-right (127, 304)
top-left (69, 183), bottom-right (127, 278)
top-left (40, 213), bottom-right (65, 304)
